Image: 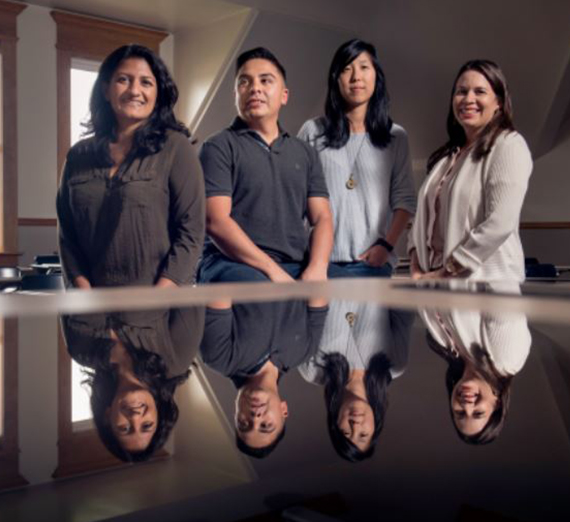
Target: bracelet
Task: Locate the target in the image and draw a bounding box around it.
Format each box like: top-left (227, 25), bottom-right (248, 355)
top-left (444, 256), bottom-right (465, 276)
top-left (374, 238), bottom-right (394, 252)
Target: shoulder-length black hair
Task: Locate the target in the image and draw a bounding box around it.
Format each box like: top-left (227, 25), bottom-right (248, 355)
top-left (321, 352), bottom-right (392, 462)
top-left (85, 344), bottom-right (189, 462)
top-left (426, 332), bottom-right (512, 445)
top-left (322, 38), bottom-right (392, 150)
top-left (427, 59), bottom-right (515, 172)
top-left (83, 44), bottom-right (189, 164)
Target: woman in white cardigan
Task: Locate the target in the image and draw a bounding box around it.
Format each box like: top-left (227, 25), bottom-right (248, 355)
top-left (409, 59), bottom-right (532, 282)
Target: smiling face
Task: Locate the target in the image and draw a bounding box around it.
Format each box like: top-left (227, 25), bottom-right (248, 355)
top-left (235, 58), bottom-right (288, 125)
top-left (338, 51), bottom-right (377, 111)
top-left (337, 394), bottom-right (374, 452)
top-left (451, 375), bottom-right (498, 436)
top-left (105, 57), bottom-right (158, 130)
top-left (452, 70), bottom-right (500, 143)
top-left (235, 386), bottom-right (288, 448)
top-left (107, 387), bottom-right (158, 452)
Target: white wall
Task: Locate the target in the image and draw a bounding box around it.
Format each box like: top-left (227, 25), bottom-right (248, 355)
top-left (173, 8), bottom-right (254, 133)
top-left (195, 10), bottom-right (353, 143)
top-left (523, 124), bottom-right (570, 221)
top-left (17, 5), bottom-right (58, 220)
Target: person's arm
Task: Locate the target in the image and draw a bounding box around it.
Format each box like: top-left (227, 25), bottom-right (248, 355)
top-left (359, 209), bottom-right (413, 267)
top-left (446, 133), bottom-right (532, 274)
top-left (300, 197), bottom-right (333, 282)
top-left (206, 196), bottom-right (294, 282)
top-left (360, 128), bottom-right (416, 267)
top-left (158, 137), bottom-right (206, 286)
top-left (56, 157), bottom-right (92, 289)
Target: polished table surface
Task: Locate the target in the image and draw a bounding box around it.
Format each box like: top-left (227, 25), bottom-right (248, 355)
top-left (0, 279), bottom-right (569, 522)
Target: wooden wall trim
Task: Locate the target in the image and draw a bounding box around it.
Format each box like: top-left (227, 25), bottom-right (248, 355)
top-left (0, 1), bottom-right (26, 40)
top-left (0, 1), bottom-right (26, 256)
top-left (519, 222), bottom-right (570, 230)
top-left (18, 218), bottom-right (57, 227)
top-left (51, 10), bottom-right (167, 58)
top-left (0, 2), bottom-right (27, 490)
top-left (0, 319), bottom-right (28, 491)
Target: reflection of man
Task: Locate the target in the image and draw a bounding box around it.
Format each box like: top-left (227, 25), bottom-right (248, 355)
top-left (198, 47), bottom-right (334, 283)
top-left (200, 300), bottom-right (328, 457)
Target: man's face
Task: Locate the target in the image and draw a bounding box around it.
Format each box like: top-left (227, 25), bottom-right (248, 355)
top-left (235, 58), bottom-right (288, 124)
top-left (235, 386), bottom-right (288, 448)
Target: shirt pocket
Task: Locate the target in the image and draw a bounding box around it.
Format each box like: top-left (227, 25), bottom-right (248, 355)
top-left (119, 170), bottom-right (160, 209)
top-left (67, 173), bottom-right (103, 208)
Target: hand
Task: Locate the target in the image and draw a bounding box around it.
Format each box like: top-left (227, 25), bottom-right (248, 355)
top-left (300, 263), bottom-right (328, 282)
top-left (359, 245), bottom-right (389, 268)
top-left (156, 277), bottom-right (177, 288)
top-left (267, 266), bottom-right (295, 283)
top-left (73, 276), bottom-right (92, 289)
top-left (417, 268), bottom-right (447, 280)
top-left (410, 250), bottom-right (423, 280)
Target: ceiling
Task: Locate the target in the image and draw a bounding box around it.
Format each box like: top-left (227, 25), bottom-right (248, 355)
top-left (23, 0), bottom-right (249, 31)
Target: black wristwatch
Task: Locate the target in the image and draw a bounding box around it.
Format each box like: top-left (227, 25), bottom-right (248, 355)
top-left (374, 238), bottom-right (394, 252)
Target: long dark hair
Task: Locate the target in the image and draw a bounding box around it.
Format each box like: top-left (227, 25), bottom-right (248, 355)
top-left (427, 332), bottom-right (512, 444)
top-left (427, 59), bottom-right (515, 172)
top-left (83, 44), bottom-right (189, 164)
top-left (322, 352), bottom-right (392, 462)
top-left (322, 38), bottom-right (392, 149)
top-left (86, 345), bottom-right (189, 462)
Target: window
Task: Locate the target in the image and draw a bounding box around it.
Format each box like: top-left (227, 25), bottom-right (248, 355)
top-left (70, 58), bottom-right (99, 147)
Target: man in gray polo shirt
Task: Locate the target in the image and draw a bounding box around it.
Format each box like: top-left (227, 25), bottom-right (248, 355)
top-left (197, 47), bottom-right (334, 283)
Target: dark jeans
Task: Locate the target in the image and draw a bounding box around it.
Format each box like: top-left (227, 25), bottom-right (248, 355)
top-left (198, 253), bottom-right (348, 283)
top-left (329, 261), bottom-right (393, 278)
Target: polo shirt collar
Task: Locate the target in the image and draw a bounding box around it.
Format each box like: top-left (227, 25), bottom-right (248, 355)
top-left (230, 116), bottom-right (290, 139)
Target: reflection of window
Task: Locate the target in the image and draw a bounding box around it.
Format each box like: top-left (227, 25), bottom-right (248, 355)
top-left (70, 58), bottom-right (99, 147)
top-left (71, 358), bottom-right (92, 428)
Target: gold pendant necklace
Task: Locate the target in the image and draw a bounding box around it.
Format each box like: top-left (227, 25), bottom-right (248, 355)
top-left (345, 134), bottom-right (367, 191)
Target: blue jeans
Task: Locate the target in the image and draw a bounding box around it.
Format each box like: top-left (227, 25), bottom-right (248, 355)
top-left (329, 261), bottom-right (393, 279)
top-left (198, 253), bottom-right (347, 283)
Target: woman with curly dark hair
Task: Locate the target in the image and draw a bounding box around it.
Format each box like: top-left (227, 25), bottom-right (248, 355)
top-left (57, 44), bottom-right (205, 288)
top-left (63, 307), bottom-right (205, 461)
top-left (298, 39), bottom-right (416, 278)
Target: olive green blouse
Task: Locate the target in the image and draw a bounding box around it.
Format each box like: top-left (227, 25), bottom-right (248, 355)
top-left (56, 131), bottom-right (205, 287)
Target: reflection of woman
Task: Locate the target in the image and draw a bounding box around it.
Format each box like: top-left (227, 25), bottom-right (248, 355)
top-left (299, 302), bottom-right (413, 461)
top-left (57, 45), bottom-right (205, 288)
top-left (421, 298), bottom-right (531, 444)
top-left (62, 307), bottom-right (205, 461)
top-left (298, 39), bottom-right (415, 277)
top-left (409, 60), bottom-right (532, 282)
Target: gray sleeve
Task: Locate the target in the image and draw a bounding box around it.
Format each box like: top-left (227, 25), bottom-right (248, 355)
top-left (199, 138), bottom-right (234, 198)
top-left (390, 128), bottom-right (417, 214)
top-left (306, 142), bottom-right (329, 198)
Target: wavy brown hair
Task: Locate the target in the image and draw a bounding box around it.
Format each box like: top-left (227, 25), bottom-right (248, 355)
top-left (427, 59), bottom-right (515, 172)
